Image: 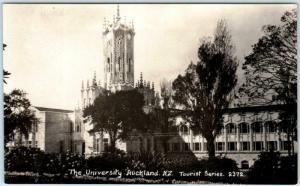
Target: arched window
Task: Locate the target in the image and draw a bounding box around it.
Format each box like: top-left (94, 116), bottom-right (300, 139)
top-left (181, 125), bottom-right (189, 135)
top-left (128, 58), bottom-right (131, 72)
top-left (118, 57), bottom-right (121, 72)
top-left (252, 122), bottom-right (263, 133)
top-left (226, 123), bottom-right (236, 134)
top-left (69, 122), bottom-right (73, 133)
top-left (265, 121), bottom-right (276, 133)
top-left (107, 58), bottom-right (110, 72)
top-left (239, 122), bottom-right (249, 134)
top-left (241, 160), bottom-right (249, 169)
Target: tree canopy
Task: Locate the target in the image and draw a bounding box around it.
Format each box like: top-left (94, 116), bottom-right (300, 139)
top-left (240, 9), bottom-right (297, 156)
top-left (83, 89), bottom-right (149, 151)
top-left (240, 9), bottom-right (296, 105)
top-left (172, 20), bottom-right (238, 158)
top-left (4, 89), bottom-right (38, 145)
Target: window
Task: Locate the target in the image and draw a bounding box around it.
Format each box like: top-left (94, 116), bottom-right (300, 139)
top-left (139, 140), bottom-right (143, 151)
top-left (128, 58), bottom-right (131, 72)
top-left (107, 58), bottom-right (110, 72)
top-left (228, 142), bottom-right (237, 151)
top-left (267, 141), bottom-right (277, 151)
top-left (216, 142), bottom-right (225, 151)
top-left (280, 141), bottom-right (290, 151)
top-left (70, 122), bottom-right (73, 133)
top-left (76, 125), bottom-right (80, 132)
top-left (59, 141), bottom-right (63, 153)
top-left (96, 139), bottom-right (100, 152)
top-left (241, 160), bottom-right (249, 169)
top-left (184, 143), bottom-right (190, 151)
top-left (32, 122), bottom-right (38, 133)
top-left (181, 125), bottom-right (189, 135)
top-left (241, 142), bottom-right (250, 151)
top-left (203, 142), bottom-right (207, 151)
top-left (253, 141), bottom-right (263, 151)
top-left (35, 141), bottom-right (38, 147)
top-left (226, 123), bottom-right (236, 134)
top-left (239, 123), bottom-right (249, 134)
top-left (28, 141), bottom-right (32, 147)
top-left (118, 57), bottom-right (121, 72)
top-left (147, 138), bottom-right (151, 151)
top-left (252, 122), bottom-right (263, 133)
top-left (265, 122), bottom-right (276, 133)
top-left (103, 138), bottom-right (109, 152)
top-left (172, 143), bottom-right (180, 152)
top-left (193, 143), bottom-right (201, 151)
top-left (217, 128), bottom-right (224, 135)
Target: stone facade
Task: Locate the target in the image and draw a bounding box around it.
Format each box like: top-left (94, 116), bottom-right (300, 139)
top-left (126, 105), bottom-right (297, 168)
top-left (7, 106), bottom-right (75, 154)
top-left (74, 7), bottom-right (156, 156)
top-left (102, 6), bottom-right (135, 92)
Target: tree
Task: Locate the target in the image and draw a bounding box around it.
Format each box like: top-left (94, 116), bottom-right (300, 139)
top-left (83, 89), bottom-right (148, 152)
top-left (3, 43), bottom-right (10, 84)
top-left (172, 20), bottom-right (238, 158)
top-left (4, 89), bottom-right (38, 146)
top-left (155, 79), bottom-right (177, 152)
top-left (247, 150), bottom-right (297, 184)
top-left (240, 9), bottom-right (297, 155)
top-left (240, 9), bottom-right (296, 105)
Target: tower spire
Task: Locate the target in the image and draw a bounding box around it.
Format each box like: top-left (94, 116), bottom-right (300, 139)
top-left (116, 4), bottom-right (120, 21)
top-left (93, 71), bottom-right (97, 86)
top-left (140, 72), bottom-right (143, 87)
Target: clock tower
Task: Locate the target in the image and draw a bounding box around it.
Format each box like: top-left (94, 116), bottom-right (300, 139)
top-left (102, 6), bottom-right (135, 92)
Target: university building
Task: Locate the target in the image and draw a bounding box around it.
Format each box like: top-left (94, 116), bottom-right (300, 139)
top-left (8, 6), bottom-right (296, 169)
top-left (72, 7), bottom-right (296, 168)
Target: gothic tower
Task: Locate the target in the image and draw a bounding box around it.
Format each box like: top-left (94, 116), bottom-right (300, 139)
top-left (102, 6), bottom-right (135, 92)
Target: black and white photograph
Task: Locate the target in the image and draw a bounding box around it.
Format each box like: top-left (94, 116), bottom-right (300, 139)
top-left (3, 3), bottom-right (297, 184)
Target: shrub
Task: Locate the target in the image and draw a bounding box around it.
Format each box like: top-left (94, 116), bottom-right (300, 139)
top-left (5, 146), bottom-right (45, 172)
top-left (247, 151), bottom-right (297, 184)
top-left (5, 147), bottom-right (87, 175)
top-left (59, 151), bottom-right (87, 175)
top-left (86, 150), bottom-right (127, 171)
top-left (197, 156), bottom-right (238, 172)
top-left (127, 151), bottom-right (165, 171)
top-left (163, 156), bottom-right (198, 172)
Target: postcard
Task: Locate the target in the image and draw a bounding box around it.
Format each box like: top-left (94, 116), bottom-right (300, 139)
top-left (3, 3), bottom-right (297, 184)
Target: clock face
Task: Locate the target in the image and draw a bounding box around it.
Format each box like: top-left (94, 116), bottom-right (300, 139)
top-left (127, 34), bottom-right (131, 40)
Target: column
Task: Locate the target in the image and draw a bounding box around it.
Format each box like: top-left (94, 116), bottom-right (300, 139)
top-left (32, 123), bottom-right (36, 148)
top-left (93, 133), bottom-right (96, 153)
top-left (237, 124), bottom-right (240, 151)
top-left (201, 136), bottom-right (205, 152)
top-left (263, 123), bottom-right (267, 150)
top-left (277, 131), bottom-right (281, 151)
top-left (190, 127), bottom-right (194, 150)
top-left (224, 125), bottom-right (228, 152)
top-left (100, 132), bottom-right (104, 152)
top-left (250, 124), bottom-right (253, 151)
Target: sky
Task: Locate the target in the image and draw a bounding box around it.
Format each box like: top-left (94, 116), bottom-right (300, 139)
top-left (3, 4), bottom-right (296, 110)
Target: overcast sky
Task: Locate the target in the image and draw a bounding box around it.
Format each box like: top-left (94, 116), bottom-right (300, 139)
top-left (3, 4), bottom-right (295, 110)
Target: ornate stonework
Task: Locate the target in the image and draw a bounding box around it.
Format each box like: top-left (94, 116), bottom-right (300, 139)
top-left (102, 6), bottom-right (135, 92)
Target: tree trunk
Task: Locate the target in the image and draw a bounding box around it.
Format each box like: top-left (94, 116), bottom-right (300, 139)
top-left (207, 137), bottom-right (215, 159)
top-left (109, 132), bottom-right (117, 153)
top-left (162, 136), bottom-right (169, 153)
top-left (110, 138), bottom-right (117, 152)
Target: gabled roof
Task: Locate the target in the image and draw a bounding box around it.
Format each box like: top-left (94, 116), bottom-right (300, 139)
top-left (34, 106), bottom-right (73, 113)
